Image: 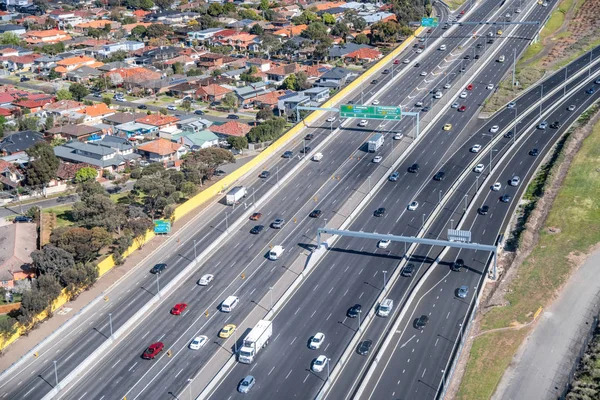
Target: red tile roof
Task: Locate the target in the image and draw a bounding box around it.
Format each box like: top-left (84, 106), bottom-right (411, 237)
top-left (209, 121), bottom-right (251, 137)
top-left (135, 114), bottom-right (179, 127)
top-left (345, 48), bottom-right (383, 61)
top-left (137, 138), bottom-right (182, 156)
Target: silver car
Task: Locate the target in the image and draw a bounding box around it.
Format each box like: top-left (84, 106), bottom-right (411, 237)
top-left (457, 285), bottom-right (469, 298)
top-left (238, 375), bottom-right (255, 393)
top-left (271, 218), bottom-right (285, 229)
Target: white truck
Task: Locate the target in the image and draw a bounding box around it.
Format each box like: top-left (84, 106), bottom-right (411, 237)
top-left (312, 152), bottom-right (323, 162)
top-left (268, 245), bottom-right (284, 260)
top-left (238, 320), bottom-right (273, 364)
top-left (226, 186), bottom-right (246, 205)
top-left (367, 133), bottom-right (385, 152)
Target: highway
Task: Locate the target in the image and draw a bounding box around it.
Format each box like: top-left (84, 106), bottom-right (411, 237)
top-left (204, 0), bottom-right (584, 399)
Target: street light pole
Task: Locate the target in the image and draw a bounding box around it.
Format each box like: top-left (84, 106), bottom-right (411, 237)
top-left (327, 358), bottom-right (331, 381)
top-left (383, 270), bottom-right (387, 289)
top-left (225, 212), bottom-right (228, 232)
top-left (464, 194), bottom-right (468, 211)
top-left (188, 379), bottom-right (193, 400)
top-left (439, 189), bottom-right (442, 203)
top-left (269, 286), bottom-right (273, 311)
top-left (450, 219), bottom-right (454, 230)
top-left (358, 310), bottom-right (362, 331)
top-left (53, 361), bottom-right (58, 386)
top-left (108, 313), bottom-right (113, 337)
top-left (193, 239), bottom-right (197, 259)
top-left (156, 274), bottom-right (160, 294)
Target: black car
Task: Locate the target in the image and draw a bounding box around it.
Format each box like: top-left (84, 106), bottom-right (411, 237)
top-left (13, 216), bottom-right (32, 223)
top-left (421, 106), bottom-right (430, 112)
top-left (487, 39), bottom-right (494, 44)
top-left (309, 209), bottom-right (323, 218)
top-left (227, 114), bottom-right (240, 119)
top-left (214, 169), bottom-right (226, 176)
top-left (500, 194), bottom-right (511, 203)
top-left (137, 104), bottom-right (147, 109)
top-left (408, 163), bottom-right (420, 173)
top-left (300, 146), bottom-right (312, 154)
top-left (371, 79), bottom-right (378, 84)
top-left (282, 151), bottom-right (294, 158)
top-left (464, 54), bottom-right (470, 59)
top-left (433, 171), bottom-right (445, 181)
top-left (414, 63), bottom-right (421, 68)
top-left (250, 225), bottom-right (264, 234)
top-left (415, 315), bottom-right (429, 329)
top-left (374, 207), bottom-right (386, 217)
top-left (476, 43), bottom-right (483, 48)
top-left (550, 121), bottom-right (561, 129)
top-left (474, 54), bottom-right (480, 59)
top-left (20, 76), bottom-right (30, 82)
top-left (382, 69), bottom-right (390, 74)
top-left (478, 205), bottom-right (489, 215)
top-left (304, 133), bottom-right (314, 140)
top-left (451, 258), bottom-right (464, 272)
top-left (401, 263), bottom-right (415, 277)
top-left (150, 263), bottom-right (167, 274)
top-left (347, 304), bottom-right (362, 318)
top-left (194, 110), bottom-right (205, 115)
top-left (504, 131), bottom-right (514, 138)
top-left (357, 340), bottom-right (373, 356)
top-left (259, 170), bottom-right (270, 178)
top-left (529, 148), bottom-right (539, 156)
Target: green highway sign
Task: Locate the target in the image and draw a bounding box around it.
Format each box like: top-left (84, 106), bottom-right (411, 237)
top-left (154, 220), bottom-right (171, 234)
top-left (340, 104), bottom-right (402, 120)
top-left (421, 17), bottom-right (439, 27)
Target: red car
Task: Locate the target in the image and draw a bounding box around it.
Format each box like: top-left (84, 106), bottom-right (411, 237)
top-left (142, 342), bottom-right (164, 359)
top-left (460, 9), bottom-right (466, 14)
top-left (250, 212), bottom-right (262, 221)
top-left (393, 59), bottom-right (400, 65)
top-left (171, 303), bottom-right (187, 315)
top-left (458, 105), bottom-right (467, 112)
top-left (466, 83), bottom-right (474, 90)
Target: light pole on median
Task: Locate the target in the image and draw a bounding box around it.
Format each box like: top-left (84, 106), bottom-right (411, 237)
top-left (108, 313), bottom-right (113, 337)
top-left (156, 273), bottom-right (160, 294)
top-left (464, 194), bottom-right (468, 211)
top-left (327, 357), bottom-right (331, 381)
top-left (422, 213), bottom-right (426, 229)
top-left (513, 107), bottom-right (518, 145)
top-left (357, 309), bottom-right (362, 332)
top-left (193, 239), bottom-right (197, 259)
top-left (188, 378), bottom-right (193, 400)
top-left (383, 270), bottom-right (387, 289)
top-left (225, 212), bottom-right (229, 232)
top-left (53, 361), bottom-right (58, 386)
top-left (439, 189), bottom-right (442, 204)
top-left (490, 148), bottom-right (498, 172)
top-left (539, 84), bottom-right (543, 118)
top-left (269, 286), bottom-right (273, 311)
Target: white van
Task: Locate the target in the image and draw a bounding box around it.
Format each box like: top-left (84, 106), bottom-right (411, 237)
top-left (269, 245), bottom-right (284, 260)
top-left (377, 299), bottom-right (394, 317)
top-left (221, 296), bottom-right (239, 313)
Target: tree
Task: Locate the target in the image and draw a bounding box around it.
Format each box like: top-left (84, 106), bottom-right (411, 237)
top-left (249, 24), bottom-right (264, 36)
top-left (256, 107), bottom-right (274, 121)
top-left (181, 99), bottom-right (192, 112)
top-left (18, 116), bottom-right (40, 131)
top-left (75, 166), bottom-right (98, 183)
top-left (31, 245), bottom-right (76, 277)
top-left (172, 62), bottom-right (184, 75)
top-left (56, 89), bottom-right (73, 101)
top-left (154, 0), bottom-right (174, 9)
top-left (322, 13), bottom-right (336, 25)
top-left (238, 8), bottom-right (260, 20)
top-left (227, 135), bottom-right (248, 151)
top-left (301, 21), bottom-right (329, 41)
top-left (259, 33), bottom-right (282, 56)
top-left (102, 97), bottom-right (112, 107)
top-left (247, 117), bottom-right (286, 143)
top-left (71, 193), bottom-right (128, 234)
top-left (0, 32), bottom-right (21, 46)
top-left (159, 108), bottom-right (168, 115)
top-left (354, 33), bottom-right (370, 44)
top-left (48, 68), bottom-right (61, 80)
top-left (0, 317), bottom-right (17, 345)
top-left (60, 262), bottom-right (99, 295)
top-left (130, 24), bottom-right (147, 39)
top-left (295, 71), bottom-right (311, 90)
top-left (139, 0), bottom-right (154, 10)
top-left (259, 0), bottom-right (269, 11)
top-left (50, 226), bottom-right (112, 263)
top-left (68, 83), bottom-right (89, 101)
top-left (281, 73), bottom-right (298, 91)
top-left (44, 115), bottom-right (54, 131)
top-left (0, 116), bottom-right (7, 138)
top-left (222, 92), bottom-right (238, 111)
top-left (25, 142), bottom-right (59, 187)
top-left (146, 23), bottom-right (172, 38)
top-left (207, 3), bottom-right (224, 16)
top-left (331, 21), bottom-right (350, 37)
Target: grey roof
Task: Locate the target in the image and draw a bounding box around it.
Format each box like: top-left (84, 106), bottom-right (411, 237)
top-left (0, 24), bottom-right (25, 33)
top-left (0, 131), bottom-right (44, 155)
top-left (222, 68), bottom-right (247, 77)
top-left (54, 141), bottom-right (139, 168)
top-left (0, 45), bottom-right (32, 55)
top-left (319, 67), bottom-right (354, 80)
top-left (328, 43), bottom-right (373, 58)
top-left (97, 61), bottom-right (132, 72)
top-left (103, 112), bottom-right (147, 125)
top-left (98, 135), bottom-right (133, 151)
top-left (66, 65), bottom-right (103, 78)
top-left (302, 87), bottom-right (329, 94)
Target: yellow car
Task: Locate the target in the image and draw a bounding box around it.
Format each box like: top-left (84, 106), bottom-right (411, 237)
top-left (443, 123), bottom-right (452, 131)
top-left (219, 324), bottom-right (236, 338)
top-left (497, 29), bottom-right (503, 35)
top-left (537, 0), bottom-right (542, 3)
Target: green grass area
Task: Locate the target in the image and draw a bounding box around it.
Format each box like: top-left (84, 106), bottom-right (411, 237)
top-left (0, 294), bottom-right (21, 306)
top-left (446, 0), bottom-right (466, 11)
top-left (457, 108), bottom-right (600, 398)
top-left (0, 314), bottom-right (11, 322)
top-left (43, 204), bottom-right (75, 227)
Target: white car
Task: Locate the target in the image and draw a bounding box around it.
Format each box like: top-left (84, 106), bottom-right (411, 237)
top-left (326, 116), bottom-right (336, 122)
top-left (393, 132), bottom-right (404, 140)
top-left (510, 176), bottom-right (521, 186)
top-left (490, 125), bottom-right (499, 133)
top-left (567, 104), bottom-right (576, 111)
top-left (415, 101), bottom-right (424, 107)
top-left (407, 201), bottom-right (419, 211)
top-left (312, 355), bottom-right (328, 372)
top-left (309, 333), bottom-right (325, 350)
top-left (473, 163), bottom-right (484, 173)
top-left (372, 100), bottom-right (380, 105)
top-left (420, 71), bottom-right (427, 76)
top-left (470, 144), bottom-right (482, 153)
top-left (416, 48), bottom-right (423, 54)
top-left (358, 120), bottom-right (368, 127)
top-left (378, 240), bottom-right (391, 249)
top-left (542, 2), bottom-right (548, 6)
top-left (189, 335), bottom-right (208, 350)
top-left (373, 155), bottom-right (383, 163)
top-left (167, 105), bottom-right (177, 111)
top-left (492, 182), bottom-right (502, 191)
top-left (515, 8), bottom-right (522, 13)
top-left (434, 91), bottom-right (442, 99)
top-left (459, 91), bottom-right (467, 99)
top-left (403, 58), bottom-right (410, 64)
top-left (486, 83), bottom-right (494, 90)
top-left (451, 102), bottom-right (459, 108)
top-left (198, 274), bottom-right (214, 286)
top-left (444, 83), bottom-right (451, 89)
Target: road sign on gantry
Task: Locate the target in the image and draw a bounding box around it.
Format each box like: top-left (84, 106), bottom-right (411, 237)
top-left (340, 104), bottom-right (402, 121)
top-left (421, 17), bottom-right (439, 27)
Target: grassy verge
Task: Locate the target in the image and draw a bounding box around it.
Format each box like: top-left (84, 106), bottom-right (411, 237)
top-left (446, 0), bottom-right (467, 11)
top-left (43, 204), bottom-right (74, 227)
top-left (456, 105), bottom-right (600, 398)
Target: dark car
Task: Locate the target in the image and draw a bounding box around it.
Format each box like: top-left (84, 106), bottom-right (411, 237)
top-left (433, 171), bottom-right (446, 181)
top-left (587, 87), bottom-right (595, 94)
top-left (137, 104), bottom-right (147, 109)
top-left (401, 263), bottom-right (415, 277)
top-left (20, 76), bottom-right (30, 82)
top-left (194, 109), bottom-right (205, 115)
top-left (309, 209), bottom-right (323, 218)
top-left (474, 54), bottom-right (480, 59)
top-left (414, 62), bottom-right (421, 68)
top-left (227, 114), bottom-right (240, 119)
top-left (374, 207), bottom-right (386, 217)
top-left (464, 54), bottom-right (470, 60)
top-left (504, 131), bottom-right (514, 138)
top-left (421, 106), bottom-right (430, 112)
top-left (13, 216), bottom-right (33, 223)
top-left (150, 263), bottom-right (167, 274)
top-left (382, 69), bottom-right (390, 74)
top-left (300, 146), bottom-right (312, 154)
top-left (259, 170), bottom-right (270, 178)
top-left (142, 342), bottom-right (164, 359)
top-left (250, 225), bottom-right (264, 234)
top-left (347, 304), bottom-right (362, 318)
top-left (371, 79), bottom-right (378, 84)
top-left (304, 133), bottom-right (314, 140)
top-left (476, 43), bottom-right (483, 48)
top-left (282, 151), bottom-right (294, 158)
top-left (478, 205), bottom-right (489, 215)
top-left (500, 194), bottom-right (511, 203)
top-left (550, 121), bottom-right (561, 129)
top-left (529, 148), bottom-right (539, 156)
top-left (357, 340), bottom-right (373, 356)
top-left (214, 169), bottom-right (226, 176)
top-left (487, 39), bottom-right (494, 44)
top-left (408, 163), bottom-right (420, 173)
top-left (451, 259), bottom-right (464, 272)
top-left (415, 315), bottom-right (429, 329)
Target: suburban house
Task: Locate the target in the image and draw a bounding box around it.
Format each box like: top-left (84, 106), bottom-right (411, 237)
top-left (277, 92), bottom-right (310, 118)
top-left (208, 121), bottom-right (251, 138)
top-left (114, 121), bottom-right (158, 137)
top-left (302, 87), bottom-right (330, 103)
top-left (103, 112), bottom-right (147, 126)
top-left (22, 29), bottom-right (71, 45)
top-left (74, 103), bottom-right (115, 123)
top-left (344, 47), bottom-right (383, 64)
top-left (135, 114), bottom-right (180, 130)
top-left (0, 24), bottom-right (25, 35)
top-left (195, 84), bottom-right (232, 102)
top-left (54, 55), bottom-right (103, 74)
top-left (168, 130), bottom-right (219, 150)
top-left (56, 161), bottom-right (99, 183)
top-left (314, 67), bottom-right (358, 89)
top-left (0, 159), bottom-right (24, 189)
top-left (54, 139), bottom-right (140, 172)
top-left (177, 117), bottom-right (212, 132)
top-left (0, 222), bottom-right (36, 289)
top-left (47, 125), bottom-right (103, 142)
top-left (0, 131), bottom-right (45, 155)
top-left (187, 27), bottom-right (224, 41)
top-left (136, 138), bottom-right (187, 164)
top-left (234, 82), bottom-right (270, 104)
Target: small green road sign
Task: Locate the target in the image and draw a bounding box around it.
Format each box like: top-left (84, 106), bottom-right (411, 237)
top-left (154, 220), bottom-right (171, 234)
top-left (340, 104), bottom-right (402, 120)
top-left (421, 17), bottom-right (439, 27)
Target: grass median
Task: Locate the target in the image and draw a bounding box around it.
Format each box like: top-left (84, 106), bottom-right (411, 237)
top-left (456, 106), bottom-right (600, 399)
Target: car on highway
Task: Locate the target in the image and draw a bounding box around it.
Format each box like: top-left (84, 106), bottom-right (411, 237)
top-left (464, 54), bottom-right (470, 60)
top-left (529, 148), bottom-right (539, 156)
top-left (486, 83), bottom-right (494, 90)
top-left (420, 71), bottom-right (427, 76)
top-left (250, 225), bottom-right (264, 234)
top-left (300, 146), bottom-right (311, 154)
top-left (500, 194), bottom-right (511, 203)
top-left (374, 207), bottom-right (386, 217)
top-left (373, 155), bottom-right (383, 163)
top-left (198, 274), bottom-right (214, 286)
top-left (371, 79), bottom-right (378, 84)
top-left (421, 106), bottom-right (430, 112)
top-left (459, 91), bottom-right (467, 99)
top-left (189, 336), bottom-right (208, 350)
top-left (550, 121), bottom-right (561, 129)
top-left (487, 38), bottom-right (494, 44)
top-left (510, 176), bottom-right (521, 186)
top-left (378, 239), bottom-right (391, 249)
top-left (394, 132), bottom-right (404, 140)
top-left (372, 99), bottom-right (380, 105)
top-left (434, 91), bottom-right (443, 99)
top-left (357, 340), bottom-right (373, 356)
top-left (309, 332), bottom-right (325, 349)
top-left (142, 342), bottom-right (164, 359)
top-left (443, 123), bottom-right (452, 131)
top-left (504, 131), bottom-right (514, 138)
top-left (408, 163), bottom-right (420, 173)
top-left (451, 102), bottom-right (459, 109)
top-left (516, 7), bottom-right (522, 12)
top-left (259, 170), bottom-right (270, 179)
top-left (492, 182), bottom-right (502, 191)
top-left (402, 263), bottom-right (415, 277)
top-left (312, 355), bottom-right (328, 372)
top-left (304, 133), bottom-right (314, 140)
top-left (451, 258), bottom-right (464, 271)
top-left (403, 58), bottom-right (410, 64)
top-left (538, 121), bottom-right (548, 129)
top-left (587, 87), bottom-right (595, 94)
top-left (596, 78), bottom-right (600, 84)
top-left (326, 116), bottom-right (336, 122)
top-left (458, 105), bottom-right (467, 112)
top-left (470, 144), bottom-right (482, 153)
top-left (137, 104), bottom-right (147, 110)
top-left (389, 171), bottom-right (400, 181)
top-left (444, 83), bottom-right (452, 89)
top-left (414, 62), bottom-right (421, 67)
top-left (250, 212), bottom-right (262, 221)
top-left (309, 209), bottom-right (323, 218)
top-left (347, 304), bottom-right (362, 318)
top-left (542, 2), bottom-right (548, 6)
top-left (415, 315), bottom-right (429, 329)
top-left (568, 104), bottom-right (576, 111)
top-left (507, 102), bottom-right (516, 108)
top-left (490, 125), bottom-right (499, 133)
top-left (358, 119), bottom-right (368, 127)
top-left (407, 201), bottom-right (419, 211)
top-left (457, 285), bottom-right (469, 299)
top-left (416, 48), bottom-right (423, 54)
top-left (478, 205), bottom-right (489, 215)
top-left (466, 83), bottom-right (474, 90)
top-left (271, 218), bottom-right (285, 229)
top-left (474, 54), bottom-right (480, 59)
top-left (474, 164), bottom-right (484, 173)
top-left (167, 105), bottom-right (177, 111)
top-left (238, 375), bottom-right (255, 393)
top-left (171, 303), bottom-right (187, 315)
top-left (282, 150), bottom-right (294, 158)
top-left (382, 69), bottom-right (390, 74)
top-left (433, 171), bottom-right (446, 181)
top-left (150, 263), bottom-right (167, 274)
top-left (496, 29), bottom-right (503, 35)
top-left (219, 324), bottom-right (236, 338)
